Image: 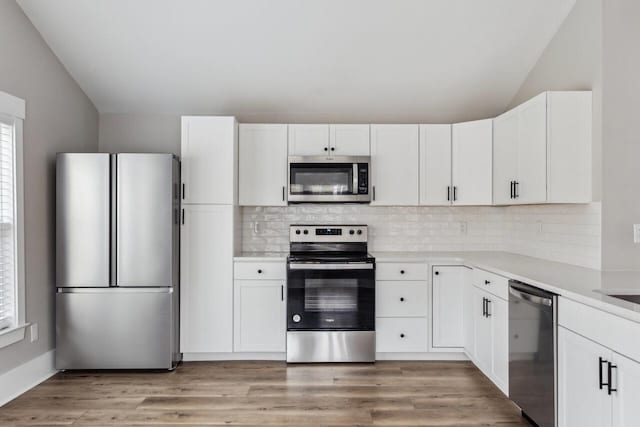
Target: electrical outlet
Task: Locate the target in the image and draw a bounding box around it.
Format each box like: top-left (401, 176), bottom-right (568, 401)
top-left (30, 323), bottom-right (38, 342)
top-left (460, 221), bottom-right (468, 235)
top-left (634, 224), bottom-right (640, 243)
top-left (537, 221), bottom-right (543, 233)
top-left (253, 222), bottom-right (260, 235)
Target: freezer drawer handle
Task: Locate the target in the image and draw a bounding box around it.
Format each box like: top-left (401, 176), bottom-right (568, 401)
top-left (607, 362), bottom-right (618, 395)
top-left (599, 357), bottom-right (608, 390)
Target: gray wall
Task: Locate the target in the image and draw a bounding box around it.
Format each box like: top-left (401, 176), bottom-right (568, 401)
top-left (0, 0), bottom-right (98, 375)
top-left (601, 0), bottom-right (640, 270)
top-left (98, 114), bottom-right (180, 155)
top-left (509, 0), bottom-right (602, 201)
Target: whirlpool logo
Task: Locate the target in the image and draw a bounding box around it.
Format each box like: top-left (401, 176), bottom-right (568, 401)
top-left (325, 318), bottom-right (335, 323)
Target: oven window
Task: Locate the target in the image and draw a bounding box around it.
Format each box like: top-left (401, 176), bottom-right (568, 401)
top-left (290, 164), bottom-right (354, 195)
top-left (304, 279), bottom-right (358, 312)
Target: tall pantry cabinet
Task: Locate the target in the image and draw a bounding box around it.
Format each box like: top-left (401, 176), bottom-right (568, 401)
top-left (180, 116), bottom-right (240, 356)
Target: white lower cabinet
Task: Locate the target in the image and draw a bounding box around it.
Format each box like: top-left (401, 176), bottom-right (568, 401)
top-left (468, 282), bottom-right (509, 395)
top-left (431, 266), bottom-right (466, 348)
top-left (180, 205), bottom-right (234, 353)
top-left (234, 279), bottom-right (286, 352)
top-left (558, 325), bottom-right (640, 427)
top-left (376, 318), bottom-right (428, 353)
top-left (463, 278), bottom-right (476, 357)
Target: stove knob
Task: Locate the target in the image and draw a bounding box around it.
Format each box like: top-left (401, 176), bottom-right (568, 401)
top-left (295, 229), bottom-right (301, 235)
top-left (357, 229), bottom-right (363, 235)
top-left (303, 229), bottom-right (309, 235)
top-left (292, 314), bottom-right (301, 323)
top-left (349, 229), bottom-right (355, 235)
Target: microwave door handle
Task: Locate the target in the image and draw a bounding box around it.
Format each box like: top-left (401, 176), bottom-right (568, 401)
top-left (353, 163), bottom-right (358, 195)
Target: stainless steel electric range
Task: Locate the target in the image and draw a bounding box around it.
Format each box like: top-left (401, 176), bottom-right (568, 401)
top-left (286, 225), bottom-right (375, 363)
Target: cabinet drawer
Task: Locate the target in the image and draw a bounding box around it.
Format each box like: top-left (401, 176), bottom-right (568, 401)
top-left (376, 262), bottom-right (428, 281)
top-left (234, 261), bottom-right (286, 280)
top-left (376, 282), bottom-right (428, 317)
top-left (376, 317), bottom-right (428, 353)
top-left (473, 268), bottom-right (509, 300)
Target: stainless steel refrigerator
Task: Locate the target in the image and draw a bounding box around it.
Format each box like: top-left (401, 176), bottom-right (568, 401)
top-left (55, 153), bottom-right (181, 370)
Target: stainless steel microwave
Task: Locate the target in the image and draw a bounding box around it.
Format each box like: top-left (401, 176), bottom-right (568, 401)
top-left (288, 156), bottom-right (371, 203)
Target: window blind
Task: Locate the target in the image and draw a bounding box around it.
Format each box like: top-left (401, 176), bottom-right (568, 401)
top-left (0, 118), bottom-right (15, 331)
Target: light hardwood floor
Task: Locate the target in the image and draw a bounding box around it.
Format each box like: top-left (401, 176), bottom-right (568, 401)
top-left (0, 361), bottom-right (531, 426)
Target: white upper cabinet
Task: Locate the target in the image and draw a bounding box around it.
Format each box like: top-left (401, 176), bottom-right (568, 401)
top-left (181, 116), bottom-right (237, 205)
top-left (370, 125), bottom-right (419, 206)
top-left (452, 119), bottom-right (493, 205)
top-left (288, 124), bottom-right (330, 156)
top-left (493, 91), bottom-right (592, 205)
top-left (329, 124), bottom-right (370, 156)
top-left (239, 124), bottom-right (288, 206)
top-left (492, 110), bottom-right (519, 205)
top-left (419, 124), bottom-right (452, 205)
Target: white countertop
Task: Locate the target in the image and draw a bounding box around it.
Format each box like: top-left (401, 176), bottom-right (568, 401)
top-left (234, 250), bottom-right (640, 323)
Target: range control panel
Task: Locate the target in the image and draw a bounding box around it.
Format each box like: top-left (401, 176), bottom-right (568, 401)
top-left (289, 225), bottom-right (368, 243)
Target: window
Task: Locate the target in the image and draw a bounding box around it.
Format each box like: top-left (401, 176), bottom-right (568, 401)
top-left (0, 90), bottom-right (25, 346)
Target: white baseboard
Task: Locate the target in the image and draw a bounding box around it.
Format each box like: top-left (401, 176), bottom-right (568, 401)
top-left (0, 350), bottom-right (56, 407)
top-left (183, 352), bottom-right (468, 362)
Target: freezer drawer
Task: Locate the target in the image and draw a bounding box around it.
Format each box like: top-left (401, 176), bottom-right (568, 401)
top-left (56, 289), bottom-right (179, 370)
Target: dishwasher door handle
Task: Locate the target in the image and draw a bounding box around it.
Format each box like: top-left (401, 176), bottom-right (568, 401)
top-left (509, 287), bottom-right (553, 306)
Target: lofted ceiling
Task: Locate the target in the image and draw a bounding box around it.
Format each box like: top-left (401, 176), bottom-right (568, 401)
top-left (17, 0), bottom-right (575, 123)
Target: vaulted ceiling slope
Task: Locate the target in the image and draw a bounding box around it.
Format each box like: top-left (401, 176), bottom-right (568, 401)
top-left (17, 0), bottom-right (575, 123)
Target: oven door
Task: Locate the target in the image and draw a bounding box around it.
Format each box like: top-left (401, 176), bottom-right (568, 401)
top-left (288, 156), bottom-right (370, 203)
top-left (287, 262), bottom-right (375, 331)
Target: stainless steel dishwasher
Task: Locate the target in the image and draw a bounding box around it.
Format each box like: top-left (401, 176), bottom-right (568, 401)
top-left (509, 280), bottom-right (558, 427)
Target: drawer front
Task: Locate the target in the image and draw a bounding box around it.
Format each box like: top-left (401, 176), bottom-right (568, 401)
top-left (234, 261), bottom-right (286, 280)
top-left (376, 262), bottom-right (428, 281)
top-left (376, 317), bottom-right (428, 353)
top-left (473, 268), bottom-right (509, 300)
top-left (376, 282), bottom-right (428, 317)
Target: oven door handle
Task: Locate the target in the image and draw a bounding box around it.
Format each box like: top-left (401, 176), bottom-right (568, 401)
top-left (288, 263), bottom-right (374, 270)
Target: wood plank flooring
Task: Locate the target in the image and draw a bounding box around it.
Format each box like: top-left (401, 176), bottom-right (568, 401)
top-left (0, 361), bottom-right (531, 426)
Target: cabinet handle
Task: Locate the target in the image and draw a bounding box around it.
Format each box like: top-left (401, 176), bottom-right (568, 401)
top-left (434, 271), bottom-right (439, 276)
top-left (400, 297), bottom-right (405, 302)
top-left (181, 209), bottom-right (185, 225)
top-left (324, 147), bottom-right (328, 151)
top-left (400, 333), bottom-right (405, 338)
top-left (282, 186), bottom-right (285, 202)
top-left (510, 181), bottom-right (514, 199)
top-left (400, 270), bottom-right (405, 275)
top-left (514, 181), bottom-right (519, 198)
top-left (482, 297), bottom-right (487, 317)
top-left (599, 357), bottom-right (608, 390)
top-left (281, 285), bottom-right (284, 301)
top-left (372, 186), bottom-right (376, 201)
top-left (447, 186), bottom-right (451, 201)
top-left (607, 362), bottom-right (618, 395)
top-left (453, 186), bottom-right (457, 201)
top-left (486, 299), bottom-right (492, 317)
top-left (485, 280), bottom-right (490, 285)
top-left (257, 269), bottom-right (263, 274)
top-left (182, 183), bottom-right (185, 200)
top-left (330, 147), bottom-right (335, 151)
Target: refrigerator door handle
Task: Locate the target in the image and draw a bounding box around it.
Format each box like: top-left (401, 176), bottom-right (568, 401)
top-left (110, 154), bottom-right (117, 286)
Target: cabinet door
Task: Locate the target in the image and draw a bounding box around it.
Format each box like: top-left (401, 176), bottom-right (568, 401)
top-left (558, 326), bottom-right (612, 427)
top-left (516, 93), bottom-right (547, 204)
top-left (288, 124), bottom-right (329, 156)
top-left (419, 124), bottom-right (452, 205)
top-left (180, 205), bottom-right (234, 353)
top-left (432, 266), bottom-right (465, 348)
top-left (329, 124), bottom-right (370, 156)
top-left (181, 116), bottom-right (237, 204)
top-left (370, 124), bottom-right (419, 206)
top-left (451, 119), bottom-right (493, 205)
top-left (490, 297), bottom-right (509, 395)
top-left (234, 280), bottom-right (286, 352)
top-left (239, 124), bottom-right (288, 206)
top-left (463, 276), bottom-right (476, 358)
top-left (612, 351), bottom-right (640, 427)
top-left (492, 111), bottom-right (518, 205)
top-left (474, 288), bottom-right (492, 375)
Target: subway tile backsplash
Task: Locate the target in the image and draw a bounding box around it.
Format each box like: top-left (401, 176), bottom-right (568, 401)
top-left (241, 203), bottom-right (601, 269)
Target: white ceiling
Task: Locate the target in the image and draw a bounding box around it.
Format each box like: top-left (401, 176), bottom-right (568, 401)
top-left (18, 0), bottom-right (575, 123)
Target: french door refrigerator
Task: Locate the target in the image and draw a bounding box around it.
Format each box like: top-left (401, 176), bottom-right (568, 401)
top-left (55, 153), bottom-right (181, 370)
